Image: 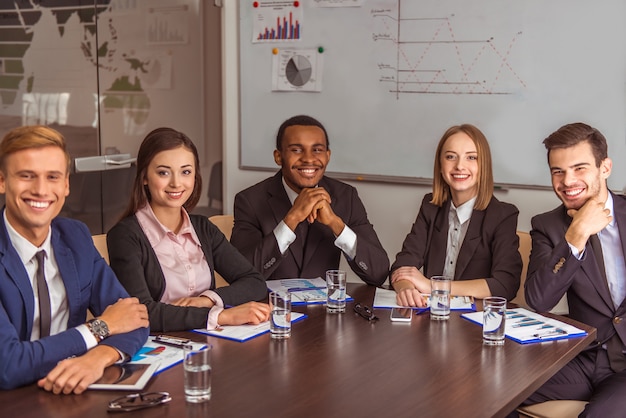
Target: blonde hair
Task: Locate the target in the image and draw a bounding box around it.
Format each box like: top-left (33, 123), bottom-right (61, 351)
top-left (431, 124), bottom-right (493, 211)
top-left (0, 125), bottom-right (70, 173)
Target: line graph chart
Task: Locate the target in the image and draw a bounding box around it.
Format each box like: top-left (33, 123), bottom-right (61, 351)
top-left (372, 1), bottom-right (526, 98)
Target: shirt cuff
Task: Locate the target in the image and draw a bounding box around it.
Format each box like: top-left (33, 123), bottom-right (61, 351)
top-left (567, 242), bottom-right (584, 260)
top-left (207, 306), bottom-right (225, 330)
top-left (77, 324), bottom-right (127, 363)
top-left (334, 225), bottom-right (357, 260)
top-left (273, 221), bottom-right (296, 254)
top-left (199, 290), bottom-right (225, 308)
top-left (76, 324), bottom-right (98, 350)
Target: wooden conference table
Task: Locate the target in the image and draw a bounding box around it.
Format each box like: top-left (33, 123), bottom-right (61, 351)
top-left (3, 284), bottom-right (596, 418)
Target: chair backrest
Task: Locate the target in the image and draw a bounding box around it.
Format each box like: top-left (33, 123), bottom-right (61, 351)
top-left (512, 231), bottom-right (531, 309)
top-left (92, 234), bottom-right (109, 264)
top-left (209, 214), bottom-right (235, 288)
top-left (209, 214), bottom-right (234, 241)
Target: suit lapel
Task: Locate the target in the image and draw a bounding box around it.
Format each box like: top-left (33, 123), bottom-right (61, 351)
top-left (611, 194), bottom-right (626, 313)
top-left (564, 203), bottom-right (614, 312)
top-left (50, 224), bottom-right (81, 320)
top-left (267, 173), bottom-right (305, 271)
top-left (0, 211), bottom-right (35, 338)
top-left (427, 200), bottom-right (450, 276)
top-left (454, 208), bottom-right (484, 280)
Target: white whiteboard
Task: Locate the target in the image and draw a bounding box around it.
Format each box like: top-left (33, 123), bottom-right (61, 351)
top-left (239, 0), bottom-right (626, 189)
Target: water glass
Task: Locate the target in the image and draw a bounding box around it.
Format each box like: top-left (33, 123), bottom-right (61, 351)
top-left (430, 275), bottom-right (452, 320)
top-left (270, 291), bottom-right (292, 339)
top-left (326, 270), bottom-right (347, 313)
top-left (184, 345), bottom-right (212, 403)
top-left (483, 297), bottom-right (507, 345)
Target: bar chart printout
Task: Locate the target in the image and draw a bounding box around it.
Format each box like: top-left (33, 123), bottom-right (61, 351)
top-left (252, 1), bottom-right (303, 43)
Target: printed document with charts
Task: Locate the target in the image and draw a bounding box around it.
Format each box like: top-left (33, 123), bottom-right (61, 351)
top-left (462, 307), bottom-right (587, 344)
top-left (193, 313), bottom-right (307, 342)
top-left (373, 288), bottom-right (475, 311)
top-left (266, 277), bottom-right (353, 305)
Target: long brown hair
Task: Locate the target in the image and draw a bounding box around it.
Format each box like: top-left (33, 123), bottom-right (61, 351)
top-left (120, 127), bottom-right (202, 219)
top-left (431, 124), bottom-right (494, 211)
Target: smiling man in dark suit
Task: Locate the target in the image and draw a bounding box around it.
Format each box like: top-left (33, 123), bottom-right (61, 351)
top-left (231, 115), bottom-right (389, 286)
top-left (518, 123), bottom-right (626, 416)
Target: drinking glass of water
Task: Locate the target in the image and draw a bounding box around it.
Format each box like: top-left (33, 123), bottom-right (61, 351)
top-left (430, 275), bottom-right (452, 320)
top-left (483, 297), bottom-right (507, 345)
top-left (270, 291), bottom-right (292, 339)
top-left (184, 344), bottom-right (212, 403)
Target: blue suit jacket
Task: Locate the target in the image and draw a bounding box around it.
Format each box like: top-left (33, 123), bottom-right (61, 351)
top-left (0, 214), bottom-right (149, 389)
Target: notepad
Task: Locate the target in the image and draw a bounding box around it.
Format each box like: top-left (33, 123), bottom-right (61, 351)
top-left (461, 307), bottom-right (587, 344)
top-left (192, 312), bottom-right (307, 342)
top-left (372, 287), bottom-right (475, 311)
top-left (266, 278), bottom-right (353, 305)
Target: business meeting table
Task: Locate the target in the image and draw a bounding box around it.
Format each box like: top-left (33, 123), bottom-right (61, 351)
top-left (4, 283), bottom-right (596, 418)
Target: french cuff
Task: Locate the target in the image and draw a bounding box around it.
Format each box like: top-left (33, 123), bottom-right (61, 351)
top-left (334, 225), bottom-right (357, 260)
top-left (76, 323), bottom-right (98, 350)
top-left (567, 242), bottom-right (584, 260)
top-left (199, 290), bottom-right (225, 308)
top-left (274, 221), bottom-right (296, 254)
top-left (207, 306), bottom-right (225, 330)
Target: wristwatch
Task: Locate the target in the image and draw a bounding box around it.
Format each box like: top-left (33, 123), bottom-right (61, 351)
top-left (87, 318), bottom-right (110, 342)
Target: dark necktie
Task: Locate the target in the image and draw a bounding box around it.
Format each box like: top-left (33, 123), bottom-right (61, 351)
top-left (589, 234), bottom-right (626, 372)
top-left (35, 251), bottom-right (51, 338)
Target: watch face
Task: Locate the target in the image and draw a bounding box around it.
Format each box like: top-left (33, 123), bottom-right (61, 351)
top-left (92, 319), bottom-right (110, 337)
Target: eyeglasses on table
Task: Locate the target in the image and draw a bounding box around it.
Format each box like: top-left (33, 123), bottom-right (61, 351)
top-left (108, 391), bottom-right (171, 413)
top-left (353, 302), bottom-right (379, 321)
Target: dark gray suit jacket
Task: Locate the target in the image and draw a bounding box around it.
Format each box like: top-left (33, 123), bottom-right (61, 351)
top-left (107, 214), bottom-right (267, 332)
top-left (392, 193), bottom-right (522, 300)
top-left (231, 172), bottom-right (389, 286)
top-left (525, 192), bottom-right (626, 350)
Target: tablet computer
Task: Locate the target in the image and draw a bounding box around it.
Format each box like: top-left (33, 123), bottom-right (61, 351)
top-left (89, 362), bottom-right (160, 391)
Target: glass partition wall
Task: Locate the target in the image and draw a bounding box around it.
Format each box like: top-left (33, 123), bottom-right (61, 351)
top-left (0, 0), bottom-right (207, 233)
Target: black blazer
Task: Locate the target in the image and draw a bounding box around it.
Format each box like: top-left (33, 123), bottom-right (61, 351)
top-left (231, 172), bottom-right (390, 286)
top-left (392, 193), bottom-right (522, 300)
top-left (107, 214), bottom-right (267, 332)
top-left (525, 192), bottom-right (626, 349)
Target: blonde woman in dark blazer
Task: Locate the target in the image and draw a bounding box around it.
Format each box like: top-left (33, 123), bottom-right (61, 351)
top-left (391, 124), bottom-right (522, 307)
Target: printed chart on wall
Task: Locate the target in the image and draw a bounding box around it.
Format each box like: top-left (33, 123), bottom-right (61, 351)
top-left (239, 0), bottom-right (626, 189)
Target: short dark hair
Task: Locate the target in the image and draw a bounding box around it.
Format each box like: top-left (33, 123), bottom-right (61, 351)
top-left (543, 123), bottom-right (608, 167)
top-left (120, 127), bottom-right (202, 219)
top-left (275, 115), bottom-right (329, 150)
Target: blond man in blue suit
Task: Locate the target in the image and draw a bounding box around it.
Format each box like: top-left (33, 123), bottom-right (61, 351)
top-left (0, 126), bottom-right (149, 393)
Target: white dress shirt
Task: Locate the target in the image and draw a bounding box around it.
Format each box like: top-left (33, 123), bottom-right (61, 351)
top-left (443, 197), bottom-right (476, 279)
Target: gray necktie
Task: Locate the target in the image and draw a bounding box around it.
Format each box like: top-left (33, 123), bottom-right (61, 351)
top-left (35, 251), bottom-right (51, 338)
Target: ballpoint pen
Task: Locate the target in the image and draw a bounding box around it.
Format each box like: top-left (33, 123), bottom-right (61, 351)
top-left (512, 321), bottom-right (544, 328)
top-left (288, 286), bottom-right (326, 292)
top-left (533, 329), bottom-right (567, 338)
